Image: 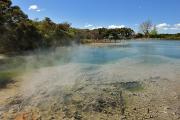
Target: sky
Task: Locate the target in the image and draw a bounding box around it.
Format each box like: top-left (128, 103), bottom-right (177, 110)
top-left (12, 0), bottom-right (180, 33)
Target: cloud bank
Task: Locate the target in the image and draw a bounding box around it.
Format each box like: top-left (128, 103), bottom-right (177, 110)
top-left (156, 23), bottom-right (180, 31)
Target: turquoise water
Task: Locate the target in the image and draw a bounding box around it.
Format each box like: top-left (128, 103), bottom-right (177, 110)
top-left (1, 40), bottom-right (180, 103)
top-left (1, 40), bottom-right (180, 71)
top-left (70, 40), bottom-right (180, 64)
top-left (17, 40), bottom-right (180, 92)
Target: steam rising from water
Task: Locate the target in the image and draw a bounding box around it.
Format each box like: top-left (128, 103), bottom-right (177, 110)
top-left (9, 41), bottom-right (179, 102)
top-left (1, 40), bottom-right (180, 119)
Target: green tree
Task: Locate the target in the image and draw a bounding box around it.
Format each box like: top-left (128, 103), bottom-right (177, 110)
top-left (0, 0), bottom-right (43, 53)
top-left (150, 25), bottom-right (158, 35)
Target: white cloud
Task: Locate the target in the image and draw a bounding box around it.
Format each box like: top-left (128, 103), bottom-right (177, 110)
top-left (84, 24), bottom-right (103, 30)
top-left (108, 25), bottom-right (125, 29)
top-left (29, 5), bottom-right (41, 12)
top-left (36, 9), bottom-right (41, 12)
top-left (156, 23), bottom-right (180, 32)
top-left (83, 24), bottom-right (126, 30)
top-left (169, 27), bottom-right (178, 30)
top-left (170, 23), bottom-right (180, 30)
top-left (156, 23), bottom-right (170, 29)
top-left (84, 24), bottom-right (93, 28)
top-left (29, 5), bottom-right (38, 10)
top-left (174, 23), bottom-right (180, 28)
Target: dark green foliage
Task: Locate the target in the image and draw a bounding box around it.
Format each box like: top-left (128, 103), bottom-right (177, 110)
top-left (0, 0), bottom-right (140, 53)
top-left (134, 33), bottom-right (144, 38)
top-left (0, 0), bottom-right (76, 53)
top-left (0, 21), bottom-right (44, 52)
top-left (136, 32), bottom-right (180, 40)
top-left (36, 18), bottom-right (73, 47)
top-left (154, 33), bottom-right (180, 40)
top-left (0, 0), bottom-right (43, 53)
top-left (80, 27), bottom-right (135, 42)
top-left (106, 28), bottom-right (134, 40)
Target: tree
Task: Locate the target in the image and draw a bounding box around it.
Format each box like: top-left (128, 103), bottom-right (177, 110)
top-left (0, 0), bottom-right (137, 53)
top-left (150, 25), bottom-right (158, 35)
top-left (134, 33), bottom-right (144, 38)
top-left (105, 28), bottom-right (134, 40)
top-left (0, 0), bottom-right (43, 53)
top-left (139, 20), bottom-right (152, 37)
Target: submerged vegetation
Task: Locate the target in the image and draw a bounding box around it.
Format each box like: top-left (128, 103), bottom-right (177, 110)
top-left (0, 71), bottom-right (17, 88)
top-left (112, 81), bottom-right (144, 92)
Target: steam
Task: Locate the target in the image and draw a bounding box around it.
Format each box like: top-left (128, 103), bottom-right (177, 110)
top-left (5, 43), bottom-right (179, 106)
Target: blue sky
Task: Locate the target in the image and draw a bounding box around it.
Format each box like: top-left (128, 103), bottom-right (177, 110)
top-left (12, 0), bottom-right (180, 33)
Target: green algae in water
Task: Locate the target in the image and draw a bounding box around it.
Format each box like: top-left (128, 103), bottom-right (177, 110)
top-left (112, 81), bottom-right (144, 92)
top-left (0, 71), bottom-right (19, 88)
top-left (121, 81), bottom-right (144, 92)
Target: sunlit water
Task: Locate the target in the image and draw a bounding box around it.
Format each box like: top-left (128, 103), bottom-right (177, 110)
top-left (1, 40), bottom-right (180, 119)
top-left (1, 40), bottom-right (180, 93)
top-left (73, 40), bottom-right (180, 64)
top-left (1, 40), bottom-right (180, 79)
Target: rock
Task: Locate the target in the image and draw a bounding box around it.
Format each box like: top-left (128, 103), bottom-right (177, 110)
top-left (120, 115), bottom-right (126, 120)
top-left (74, 111), bottom-right (82, 120)
top-left (150, 115), bottom-right (154, 118)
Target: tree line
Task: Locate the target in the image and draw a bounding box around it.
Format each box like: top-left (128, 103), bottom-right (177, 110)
top-left (0, 0), bottom-right (79, 53)
top-left (76, 28), bottom-right (134, 43)
top-left (0, 0), bottom-right (180, 54)
top-left (136, 20), bottom-right (180, 40)
top-left (0, 0), bottom-right (135, 53)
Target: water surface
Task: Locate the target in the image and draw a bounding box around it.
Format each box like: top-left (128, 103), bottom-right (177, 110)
top-left (1, 40), bottom-right (180, 120)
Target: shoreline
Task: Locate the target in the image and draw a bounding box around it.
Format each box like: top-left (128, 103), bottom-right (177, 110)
top-left (81, 38), bottom-right (180, 45)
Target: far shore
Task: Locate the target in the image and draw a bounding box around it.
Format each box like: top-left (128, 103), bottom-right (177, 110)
top-left (82, 38), bottom-right (180, 44)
